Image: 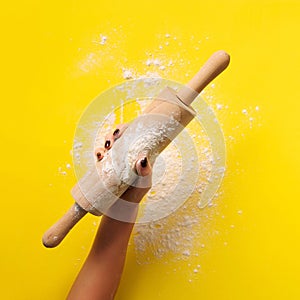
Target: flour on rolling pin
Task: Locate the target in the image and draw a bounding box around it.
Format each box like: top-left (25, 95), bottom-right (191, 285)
top-left (72, 87), bottom-right (196, 215)
top-left (42, 51), bottom-right (230, 248)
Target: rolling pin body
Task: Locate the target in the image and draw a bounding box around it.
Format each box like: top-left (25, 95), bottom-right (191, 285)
top-left (43, 51), bottom-right (230, 247)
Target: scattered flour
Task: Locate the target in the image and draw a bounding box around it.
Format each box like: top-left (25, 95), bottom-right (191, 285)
top-left (100, 35), bottom-right (107, 45)
top-left (123, 69), bottom-right (134, 79)
top-left (58, 167), bottom-right (67, 176)
top-left (86, 90), bottom-right (216, 264)
top-left (132, 119), bottom-right (215, 263)
top-left (183, 250), bottom-right (191, 256)
top-left (59, 30), bottom-right (263, 275)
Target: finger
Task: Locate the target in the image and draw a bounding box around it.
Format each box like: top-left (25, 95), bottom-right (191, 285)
top-left (121, 157), bottom-right (152, 203)
top-left (104, 123), bottom-right (128, 150)
top-left (94, 147), bottom-right (106, 161)
top-left (113, 123), bottom-right (128, 139)
top-left (104, 137), bottom-right (112, 150)
top-left (135, 155), bottom-right (152, 177)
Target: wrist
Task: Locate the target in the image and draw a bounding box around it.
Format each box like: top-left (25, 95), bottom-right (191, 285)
top-left (104, 199), bottom-right (139, 223)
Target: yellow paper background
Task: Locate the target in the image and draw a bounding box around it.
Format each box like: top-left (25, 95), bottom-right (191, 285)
top-left (0, 0), bottom-right (299, 299)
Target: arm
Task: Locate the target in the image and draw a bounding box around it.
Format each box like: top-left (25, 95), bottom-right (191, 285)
top-left (67, 125), bottom-right (151, 299)
top-left (66, 213), bottom-right (136, 300)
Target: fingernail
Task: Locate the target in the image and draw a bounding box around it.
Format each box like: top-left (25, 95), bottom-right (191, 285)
top-left (113, 128), bottom-right (120, 136)
top-left (105, 140), bottom-right (111, 149)
top-left (140, 157), bottom-right (148, 168)
top-left (96, 152), bottom-right (103, 161)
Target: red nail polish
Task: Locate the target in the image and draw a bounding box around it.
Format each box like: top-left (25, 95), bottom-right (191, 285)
top-left (96, 152), bottom-right (102, 161)
top-left (140, 157), bottom-right (147, 168)
top-left (113, 128), bottom-right (120, 136)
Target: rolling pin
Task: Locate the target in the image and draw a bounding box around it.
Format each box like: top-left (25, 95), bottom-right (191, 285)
top-left (43, 50), bottom-right (230, 248)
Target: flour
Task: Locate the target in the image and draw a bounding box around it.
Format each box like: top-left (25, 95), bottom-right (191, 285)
top-left (130, 115), bottom-right (215, 263)
top-left (79, 81), bottom-right (216, 263)
top-left (123, 69), bottom-right (134, 79)
top-left (216, 103), bottom-right (223, 110)
top-left (99, 35), bottom-right (107, 45)
top-left (64, 30), bottom-right (262, 272)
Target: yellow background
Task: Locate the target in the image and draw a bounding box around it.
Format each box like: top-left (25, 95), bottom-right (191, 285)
top-left (1, 0), bottom-right (300, 299)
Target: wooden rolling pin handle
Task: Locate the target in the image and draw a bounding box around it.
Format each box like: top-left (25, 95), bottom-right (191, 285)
top-left (178, 50), bottom-right (230, 105)
top-left (42, 203), bottom-right (87, 248)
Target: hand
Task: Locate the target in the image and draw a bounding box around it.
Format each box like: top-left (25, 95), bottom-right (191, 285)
top-left (95, 124), bottom-right (152, 204)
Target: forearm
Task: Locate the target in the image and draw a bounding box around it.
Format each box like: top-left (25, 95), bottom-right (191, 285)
top-left (67, 121), bottom-right (152, 300)
top-left (67, 214), bottom-right (136, 300)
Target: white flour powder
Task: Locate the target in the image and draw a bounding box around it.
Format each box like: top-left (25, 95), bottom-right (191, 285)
top-left (58, 30), bottom-right (262, 276)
